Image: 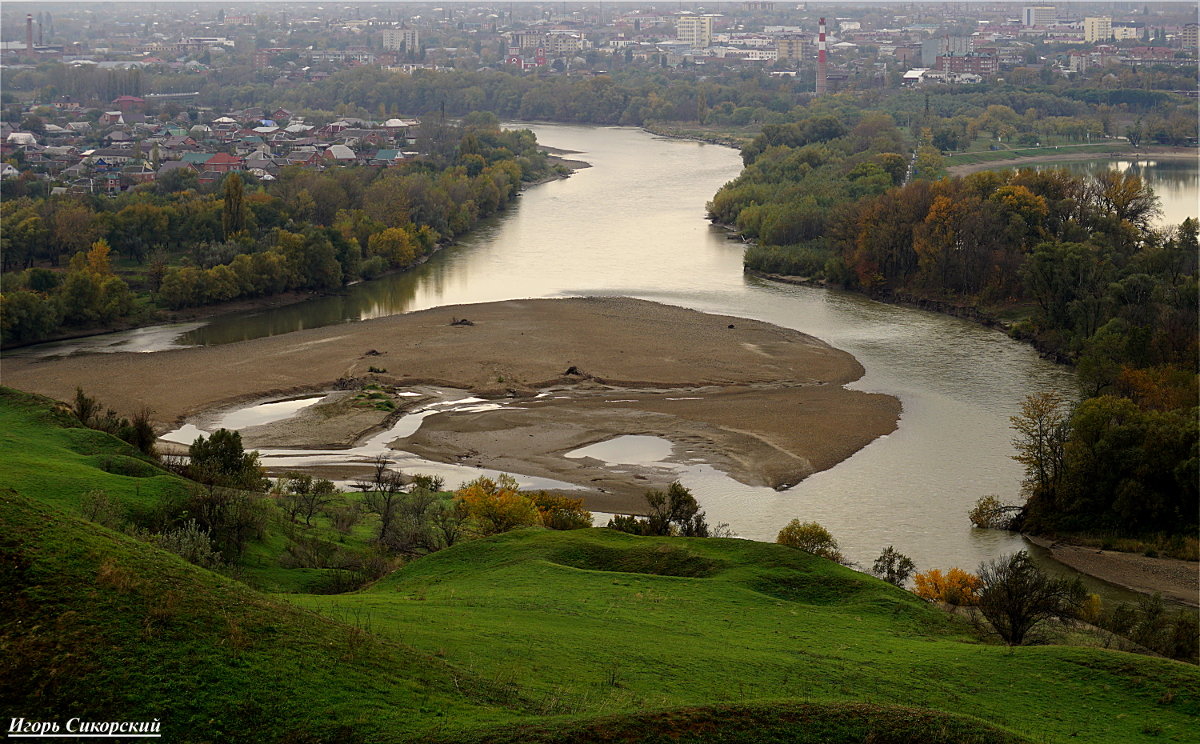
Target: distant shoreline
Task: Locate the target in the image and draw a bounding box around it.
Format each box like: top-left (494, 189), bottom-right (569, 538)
top-left (947, 146), bottom-right (1198, 176)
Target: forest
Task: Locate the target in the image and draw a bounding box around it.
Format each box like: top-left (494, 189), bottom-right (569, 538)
top-left (0, 117), bottom-right (555, 344)
top-left (709, 106), bottom-right (1197, 542)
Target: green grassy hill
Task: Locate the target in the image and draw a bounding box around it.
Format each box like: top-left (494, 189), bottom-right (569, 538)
top-left (2, 387), bottom-right (1197, 743)
top-left (292, 528), bottom-right (1199, 743)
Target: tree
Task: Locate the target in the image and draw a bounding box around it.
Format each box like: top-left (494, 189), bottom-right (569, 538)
top-left (775, 519), bottom-right (844, 563)
top-left (455, 473), bottom-right (540, 535)
top-left (222, 172), bottom-right (247, 239)
top-left (356, 456), bottom-right (407, 542)
top-left (871, 546), bottom-right (916, 586)
top-left (968, 495), bottom-right (1021, 530)
top-left (976, 551), bottom-right (1085, 646)
top-left (644, 481), bottom-right (709, 537)
top-left (189, 429), bottom-right (266, 491)
top-left (1010, 392), bottom-right (1071, 506)
top-left (912, 567), bottom-right (982, 605)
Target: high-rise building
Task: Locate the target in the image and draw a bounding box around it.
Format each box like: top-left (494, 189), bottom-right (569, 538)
top-left (1181, 23), bottom-right (1199, 50)
top-left (381, 27), bottom-right (420, 52)
top-left (921, 36), bottom-right (971, 66)
top-left (774, 34), bottom-right (804, 63)
top-left (1083, 17), bottom-right (1112, 43)
top-left (1022, 6), bottom-right (1057, 27)
top-left (677, 14), bottom-right (714, 48)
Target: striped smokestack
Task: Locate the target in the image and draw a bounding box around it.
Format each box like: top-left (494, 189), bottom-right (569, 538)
top-left (816, 16), bottom-right (827, 95)
top-left (26, 14), bottom-right (34, 52)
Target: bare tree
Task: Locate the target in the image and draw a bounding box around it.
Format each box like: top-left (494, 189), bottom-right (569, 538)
top-left (977, 551), bottom-right (1085, 646)
top-left (356, 456), bottom-right (406, 543)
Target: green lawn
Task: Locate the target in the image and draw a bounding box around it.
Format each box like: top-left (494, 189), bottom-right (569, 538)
top-left (945, 143), bottom-right (1129, 167)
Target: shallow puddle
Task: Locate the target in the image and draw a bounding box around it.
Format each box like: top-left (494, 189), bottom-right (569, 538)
top-left (565, 435), bottom-right (675, 467)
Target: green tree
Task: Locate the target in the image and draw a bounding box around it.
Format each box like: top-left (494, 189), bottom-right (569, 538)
top-left (222, 172), bottom-right (247, 239)
top-left (189, 429), bottom-right (266, 491)
top-left (871, 546), bottom-right (916, 586)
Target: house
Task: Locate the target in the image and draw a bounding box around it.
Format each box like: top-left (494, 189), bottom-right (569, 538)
top-left (369, 149), bottom-right (405, 166)
top-left (204, 153), bottom-right (245, 173)
top-left (112, 95), bottom-right (146, 112)
top-left (324, 144), bottom-right (357, 163)
top-left (156, 160), bottom-right (198, 179)
top-left (99, 111), bottom-right (125, 125)
top-left (0, 163), bottom-right (19, 179)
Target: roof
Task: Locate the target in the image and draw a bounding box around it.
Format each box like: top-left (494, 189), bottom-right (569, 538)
top-left (326, 144), bottom-right (356, 160)
top-left (181, 152), bottom-right (213, 164)
top-left (206, 153), bottom-right (244, 165)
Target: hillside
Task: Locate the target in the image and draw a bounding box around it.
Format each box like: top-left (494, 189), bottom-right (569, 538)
top-left (2, 387), bottom-right (1197, 743)
top-left (292, 528), bottom-right (1200, 743)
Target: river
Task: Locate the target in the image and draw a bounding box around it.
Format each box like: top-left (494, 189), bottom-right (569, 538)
top-left (22, 124), bottom-right (1198, 596)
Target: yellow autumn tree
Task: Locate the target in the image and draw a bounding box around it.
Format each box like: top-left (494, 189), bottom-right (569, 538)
top-left (367, 226), bottom-right (418, 268)
top-left (454, 474), bottom-right (541, 536)
top-left (912, 567), bottom-right (982, 606)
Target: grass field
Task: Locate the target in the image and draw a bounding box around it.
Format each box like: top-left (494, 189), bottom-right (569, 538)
top-left (944, 143), bottom-right (1129, 167)
top-left (2, 387), bottom-right (1197, 743)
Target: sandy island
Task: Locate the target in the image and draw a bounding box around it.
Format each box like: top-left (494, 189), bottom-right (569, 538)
top-left (1, 297), bottom-right (899, 514)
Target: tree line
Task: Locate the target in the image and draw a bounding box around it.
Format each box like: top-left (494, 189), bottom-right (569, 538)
top-left (712, 109), bottom-right (1196, 544)
top-left (0, 119), bottom-right (553, 345)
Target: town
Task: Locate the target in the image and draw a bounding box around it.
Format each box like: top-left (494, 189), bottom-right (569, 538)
top-left (1, 2), bottom-right (1196, 195)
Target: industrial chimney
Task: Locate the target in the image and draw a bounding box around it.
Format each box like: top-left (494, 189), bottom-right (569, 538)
top-left (26, 14), bottom-right (34, 53)
top-left (816, 17), bottom-right (827, 95)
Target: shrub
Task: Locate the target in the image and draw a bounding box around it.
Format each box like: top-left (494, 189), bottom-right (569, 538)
top-left (80, 489), bottom-right (124, 530)
top-left (531, 492), bottom-right (593, 530)
top-left (776, 519), bottom-right (844, 563)
top-left (147, 519), bottom-right (223, 569)
top-left (912, 567), bottom-right (983, 606)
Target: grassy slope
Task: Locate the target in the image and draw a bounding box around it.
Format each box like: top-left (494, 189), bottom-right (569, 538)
top-left (0, 491), bottom-right (525, 743)
top-left (292, 529), bottom-right (1200, 744)
top-left (2, 387), bottom-right (1197, 743)
top-left (0, 386), bottom-right (191, 511)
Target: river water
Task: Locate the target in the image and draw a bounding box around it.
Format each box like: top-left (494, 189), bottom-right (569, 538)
top-left (24, 125), bottom-right (1198, 594)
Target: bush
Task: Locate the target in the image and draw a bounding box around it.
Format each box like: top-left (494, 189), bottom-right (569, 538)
top-left (147, 519), bottom-right (223, 569)
top-left (80, 489), bottom-right (124, 530)
top-left (531, 492), bottom-right (593, 530)
top-left (912, 567), bottom-right (983, 606)
top-left (775, 520), bottom-right (844, 563)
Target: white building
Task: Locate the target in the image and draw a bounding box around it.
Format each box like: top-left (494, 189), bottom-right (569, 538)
top-left (1083, 17), bottom-right (1112, 43)
top-left (1022, 6), bottom-right (1057, 27)
top-left (381, 27), bottom-right (420, 52)
top-left (677, 14), bottom-right (715, 48)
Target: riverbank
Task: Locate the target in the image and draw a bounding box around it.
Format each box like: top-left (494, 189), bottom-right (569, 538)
top-left (1, 145), bottom-right (590, 354)
top-left (1025, 535), bottom-right (1198, 608)
top-left (947, 145), bottom-right (1197, 177)
top-left (2, 297), bottom-right (900, 514)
